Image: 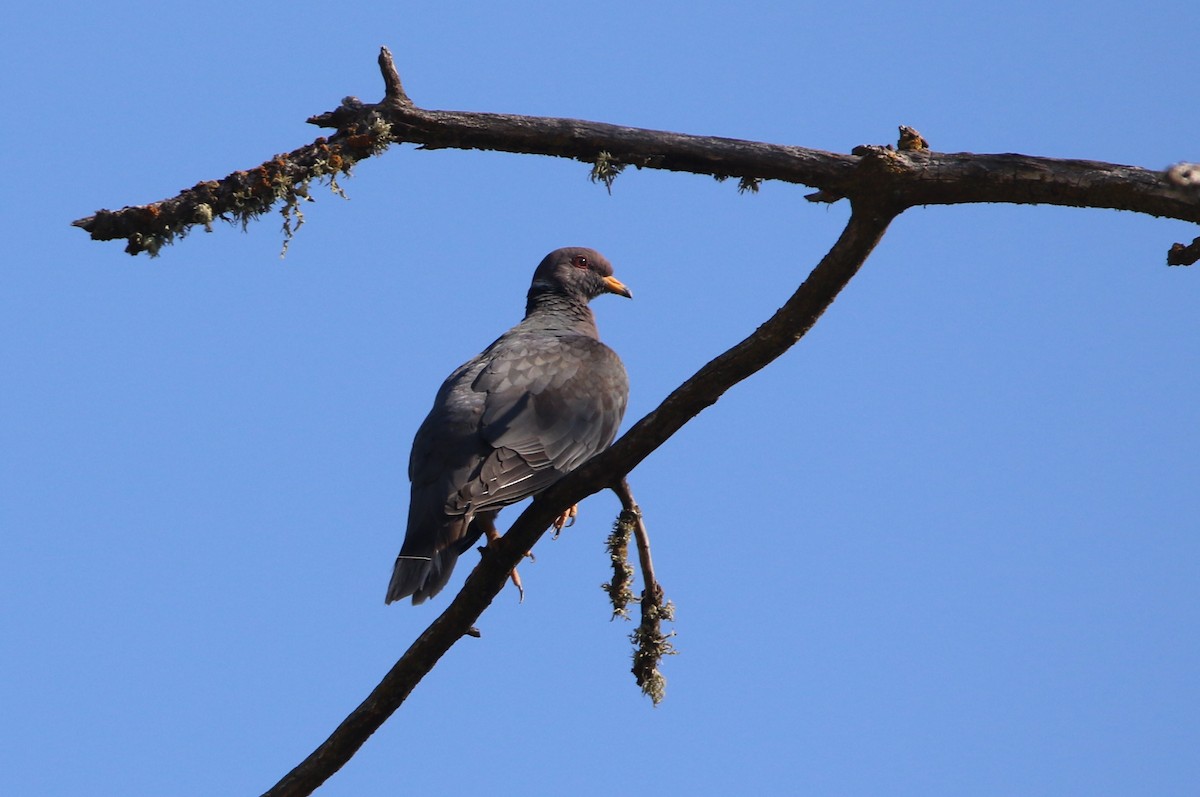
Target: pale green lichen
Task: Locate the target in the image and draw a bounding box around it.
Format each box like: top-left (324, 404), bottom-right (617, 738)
top-left (365, 116), bottom-right (395, 155)
top-left (632, 597), bottom-right (677, 706)
top-left (589, 151), bottom-right (625, 194)
top-left (192, 203), bottom-right (214, 231)
top-left (79, 101), bottom-right (401, 257)
top-left (279, 196), bottom-right (309, 258)
top-left (602, 510), bottom-right (637, 620)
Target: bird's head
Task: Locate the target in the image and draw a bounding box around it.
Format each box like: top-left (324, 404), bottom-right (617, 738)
top-left (528, 247), bottom-right (632, 303)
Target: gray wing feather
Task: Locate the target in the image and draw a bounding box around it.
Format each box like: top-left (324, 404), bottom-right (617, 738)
top-left (467, 334), bottom-right (626, 508)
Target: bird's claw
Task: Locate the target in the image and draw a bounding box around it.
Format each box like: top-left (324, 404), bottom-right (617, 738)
top-left (552, 505), bottom-right (578, 538)
top-left (481, 526), bottom-right (531, 603)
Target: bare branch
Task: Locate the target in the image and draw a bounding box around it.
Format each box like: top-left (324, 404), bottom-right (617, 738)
top-left (73, 47), bottom-right (1199, 258)
top-left (376, 46), bottom-right (410, 106)
top-left (259, 201), bottom-right (897, 797)
top-left (1168, 236), bottom-right (1200, 266)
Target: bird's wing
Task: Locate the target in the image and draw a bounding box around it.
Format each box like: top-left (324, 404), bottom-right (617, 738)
top-left (458, 333), bottom-right (628, 513)
top-left (390, 358), bottom-right (490, 603)
top-left (407, 359), bottom-right (487, 488)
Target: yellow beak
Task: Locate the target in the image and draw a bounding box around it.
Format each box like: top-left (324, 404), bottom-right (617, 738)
top-left (602, 275), bottom-right (632, 298)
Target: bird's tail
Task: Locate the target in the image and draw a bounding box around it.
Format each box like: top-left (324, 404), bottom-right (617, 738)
top-left (386, 512), bottom-right (494, 605)
top-left (386, 550), bottom-right (460, 605)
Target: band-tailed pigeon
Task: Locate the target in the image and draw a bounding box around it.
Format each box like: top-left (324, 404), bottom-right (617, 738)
top-left (386, 247), bottom-right (631, 604)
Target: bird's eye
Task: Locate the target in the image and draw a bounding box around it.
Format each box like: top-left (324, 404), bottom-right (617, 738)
top-left (571, 255), bottom-right (589, 269)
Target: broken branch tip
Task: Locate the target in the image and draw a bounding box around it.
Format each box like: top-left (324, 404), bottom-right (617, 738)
top-left (377, 46), bottom-right (411, 106)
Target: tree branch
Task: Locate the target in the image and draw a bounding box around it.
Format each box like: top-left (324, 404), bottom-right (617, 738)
top-left (613, 479), bottom-right (660, 600)
top-left (259, 201), bottom-right (896, 797)
top-left (73, 47), bottom-right (1199, 259)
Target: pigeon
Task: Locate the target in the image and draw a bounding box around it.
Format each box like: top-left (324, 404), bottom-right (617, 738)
top-left (387, 247), bottom-right (631, 604)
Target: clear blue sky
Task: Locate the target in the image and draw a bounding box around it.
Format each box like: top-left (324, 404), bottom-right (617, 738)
top-left (4, 2), bottom-right (1198, 795)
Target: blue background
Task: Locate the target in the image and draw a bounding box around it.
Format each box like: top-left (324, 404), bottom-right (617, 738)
top-left (4, 2), bottom-right (1198, 795)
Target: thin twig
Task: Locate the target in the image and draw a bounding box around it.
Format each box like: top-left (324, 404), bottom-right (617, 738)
top-left (612, 479), bottom-right (659, 599)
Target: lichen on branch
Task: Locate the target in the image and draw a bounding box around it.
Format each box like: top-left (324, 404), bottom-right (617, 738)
top-left (603, 510), bottom-right (637, 619)
top-left (72, 110), bottom-right (394, 256)
top-left (631, 593), bottom-right (676, 706)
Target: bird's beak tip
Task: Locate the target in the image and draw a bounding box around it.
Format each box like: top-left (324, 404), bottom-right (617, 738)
top-left (603, 275), bottom-right (632, 299)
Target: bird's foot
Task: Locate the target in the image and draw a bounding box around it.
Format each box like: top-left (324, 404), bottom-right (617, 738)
top-left (552, 504), bottom-right (578, 538)
top-left (481, 526), bottom-right (533, 603)
top-left (508, 566), bottom-right (525, 603)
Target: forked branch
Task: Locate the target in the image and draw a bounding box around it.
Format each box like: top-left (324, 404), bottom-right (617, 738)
top-left (66, 46), bottom-right (1200, 797)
